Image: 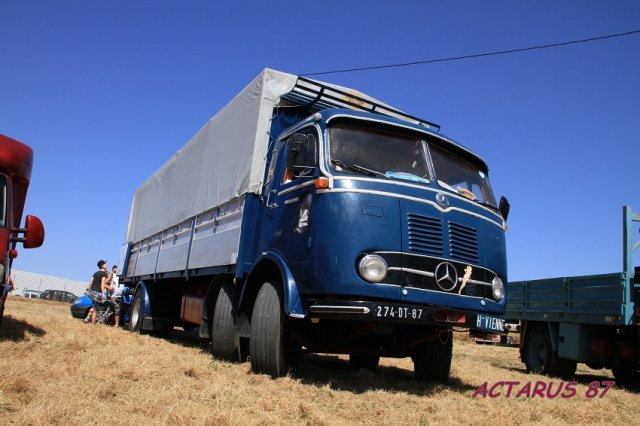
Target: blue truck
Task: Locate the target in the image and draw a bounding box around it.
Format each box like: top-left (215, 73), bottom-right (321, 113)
top-left (120, 69), bottom-right (510, 380)
top-left (506, 206), bottom-right (640, 385)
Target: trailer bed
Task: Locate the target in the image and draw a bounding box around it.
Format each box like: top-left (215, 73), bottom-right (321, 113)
top-left (505, 273), bottom-right (633, 326)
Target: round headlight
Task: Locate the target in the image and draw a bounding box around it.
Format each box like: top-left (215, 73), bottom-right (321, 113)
top-left (358, 254), bottom-right (388, 283)
top-left (492, 276), bottom-right (504, 301)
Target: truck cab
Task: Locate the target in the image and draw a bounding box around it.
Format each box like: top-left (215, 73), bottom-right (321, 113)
top-left (238, 107), bottom-right (509, 376)
top-left (0, 135), bottom-right (45, 325)
top-left (259, 109), bottom-right (507, 313)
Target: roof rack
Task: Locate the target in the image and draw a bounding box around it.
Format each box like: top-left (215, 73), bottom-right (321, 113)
top-left (283, 76), bottom-right (441, 132)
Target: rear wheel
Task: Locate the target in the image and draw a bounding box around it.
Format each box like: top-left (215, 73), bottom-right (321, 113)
top-left (210, 283), bottom-right (237, 361)
top-left (349, 354), bottom-right (380, 371)
top-left (523, 327), bottom-right (576, 379)
top-left (413, 330), bottom-right (453, 382)
top-left (250, 281), bottom-right (289, 377)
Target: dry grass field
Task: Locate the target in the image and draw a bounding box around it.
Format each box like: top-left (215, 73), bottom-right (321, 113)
top-left (1, 296), bottom-right (637, 425)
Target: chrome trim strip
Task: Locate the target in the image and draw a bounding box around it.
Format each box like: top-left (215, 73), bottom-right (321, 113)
top-left (278, 179), bottom-right (316, 196)
top-left (463, 278), bottom-right (492, 287)
top-left (284, 197), bottom-right (299, 205)
top-left (318, 188), bottom-right (503, 229)
top-left (308, 305), bottom-right (371, 315)
top-left (389, 266), bottom-right (435, 278)
top-left (332, 176), bottom-right (502, 221)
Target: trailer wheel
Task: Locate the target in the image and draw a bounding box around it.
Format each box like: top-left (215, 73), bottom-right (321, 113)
top-left (250, 281), bottom-right (289, 377)
top-left (129, 289), bottom-right (144, 332)
top-left (412, 330), bottom-right (453, 382)
top-left (349, 354), bottom-right (380, 371)
top-left (523, 327), bottom-right (576, 379)
top-left (210, 283), bottom-right (237, 361)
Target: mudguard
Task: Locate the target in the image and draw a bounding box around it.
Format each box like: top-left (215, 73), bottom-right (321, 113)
top-left (547, 321), bottom-right (560, 352)
top-left (243, 251), bottom-right (305, 318)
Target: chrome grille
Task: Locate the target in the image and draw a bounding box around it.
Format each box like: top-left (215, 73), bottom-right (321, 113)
top-left (449, 222), bottom-right (479, 264)
top-left (407, 214), bottom-right (443, 256)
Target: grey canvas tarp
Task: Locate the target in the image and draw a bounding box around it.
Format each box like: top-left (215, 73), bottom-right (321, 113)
top-left (125, 68), bottom-right (410, 247)
top-left (126, 69), bottom-right (298, 243)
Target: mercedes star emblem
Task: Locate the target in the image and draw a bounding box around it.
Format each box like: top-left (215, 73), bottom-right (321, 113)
top-left (436, 193), bottom-right (449, 208)
top-left (435, 262), bottom-right (458, 291)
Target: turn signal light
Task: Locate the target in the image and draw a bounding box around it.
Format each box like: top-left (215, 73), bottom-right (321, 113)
top-left (315, 177), bottom-right (330, 189)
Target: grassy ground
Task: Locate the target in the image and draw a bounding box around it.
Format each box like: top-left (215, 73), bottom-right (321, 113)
top-left (0, 296), bottom-right (636, 425)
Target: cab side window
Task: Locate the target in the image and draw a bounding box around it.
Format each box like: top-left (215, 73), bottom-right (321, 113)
top-left (283, 130), bottom-right (318, 183)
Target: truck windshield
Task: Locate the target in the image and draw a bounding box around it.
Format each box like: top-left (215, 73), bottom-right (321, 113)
top-left (328, 124), bottom-right (432, 183)
top-left (328, 123), bottom-right (497, 209)
top-left (429, 143), bottom-right (497, 208)
top-left (0, 174), bottom-right (6, 228)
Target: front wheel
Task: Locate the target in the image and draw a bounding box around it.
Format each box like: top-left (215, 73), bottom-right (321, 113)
top-left (250, 281), bottom-right (289, 378)
top-left (413, 330), bottom-right (453, 382)
top-left (129, 290), bottom-right (144, 332)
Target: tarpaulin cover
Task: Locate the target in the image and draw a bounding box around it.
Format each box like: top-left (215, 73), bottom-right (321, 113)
top-left (125, 68), bottom-right (404, 245)
top-left (125, 69), bottom-right (298, 243)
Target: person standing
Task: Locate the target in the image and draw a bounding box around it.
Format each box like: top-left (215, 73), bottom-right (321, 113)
top-left (88, 260), bottom-right (113, 324)
top-left (109, 265), bottom-right (122, 326)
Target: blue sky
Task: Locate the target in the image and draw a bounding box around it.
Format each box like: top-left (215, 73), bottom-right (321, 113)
top-left (2, 1), bottom-right (639, 282)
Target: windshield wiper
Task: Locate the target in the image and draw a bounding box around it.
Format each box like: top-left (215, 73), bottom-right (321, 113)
top-left (331, 160), bottom-right (388, 179)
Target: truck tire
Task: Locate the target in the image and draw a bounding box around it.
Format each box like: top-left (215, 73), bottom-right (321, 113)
top-left (129, 289), bottom-right (144, 332)
top-left (250, 281), bottom-right (289, 377)
top-left (210, 283), bottom-right (237, 361)
top-left (523, 327), bottom-right (576, 379)
top-left (412, 330), bottom-right (453, 382)
top-left (349, 354), bottom-right (380, 371)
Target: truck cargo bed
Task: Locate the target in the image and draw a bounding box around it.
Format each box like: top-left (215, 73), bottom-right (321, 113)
top-left (505, 273), bottom-right (632, 326)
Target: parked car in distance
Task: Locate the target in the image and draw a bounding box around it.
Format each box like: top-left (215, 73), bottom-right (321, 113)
top-left (70, 295), bottom-right (92, 319)
top-left (40, 289), bottom-right (77, 303)
top-left (23, 289), bottom-right (42, 299)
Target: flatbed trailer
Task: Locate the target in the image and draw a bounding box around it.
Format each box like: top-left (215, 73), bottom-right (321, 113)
top-left (505, 206), bottom-right (640, 384)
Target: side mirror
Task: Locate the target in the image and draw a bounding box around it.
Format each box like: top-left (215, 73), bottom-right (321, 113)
top-left (18, 215), bottom-right (45, 248)
top-left (286, 134), bottom-right (313, 177)
top-left (498, 196), bottom-right (510, 222)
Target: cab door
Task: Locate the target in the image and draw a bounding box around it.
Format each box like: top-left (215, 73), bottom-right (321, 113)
top-left (267, 127), bottom-right (319, 263)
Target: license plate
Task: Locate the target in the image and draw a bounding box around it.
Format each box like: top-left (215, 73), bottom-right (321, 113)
top-left (475, 313), bottom-right (505, 332)
top-left (374, 304), bottom-right (424, 320)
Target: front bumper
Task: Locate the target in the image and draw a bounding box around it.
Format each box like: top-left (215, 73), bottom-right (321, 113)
top-left (306, 299), bottom-right (506, 333)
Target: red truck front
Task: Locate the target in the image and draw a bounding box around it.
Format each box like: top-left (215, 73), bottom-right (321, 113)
top-left (0, 135), bottom-right (45, 324)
